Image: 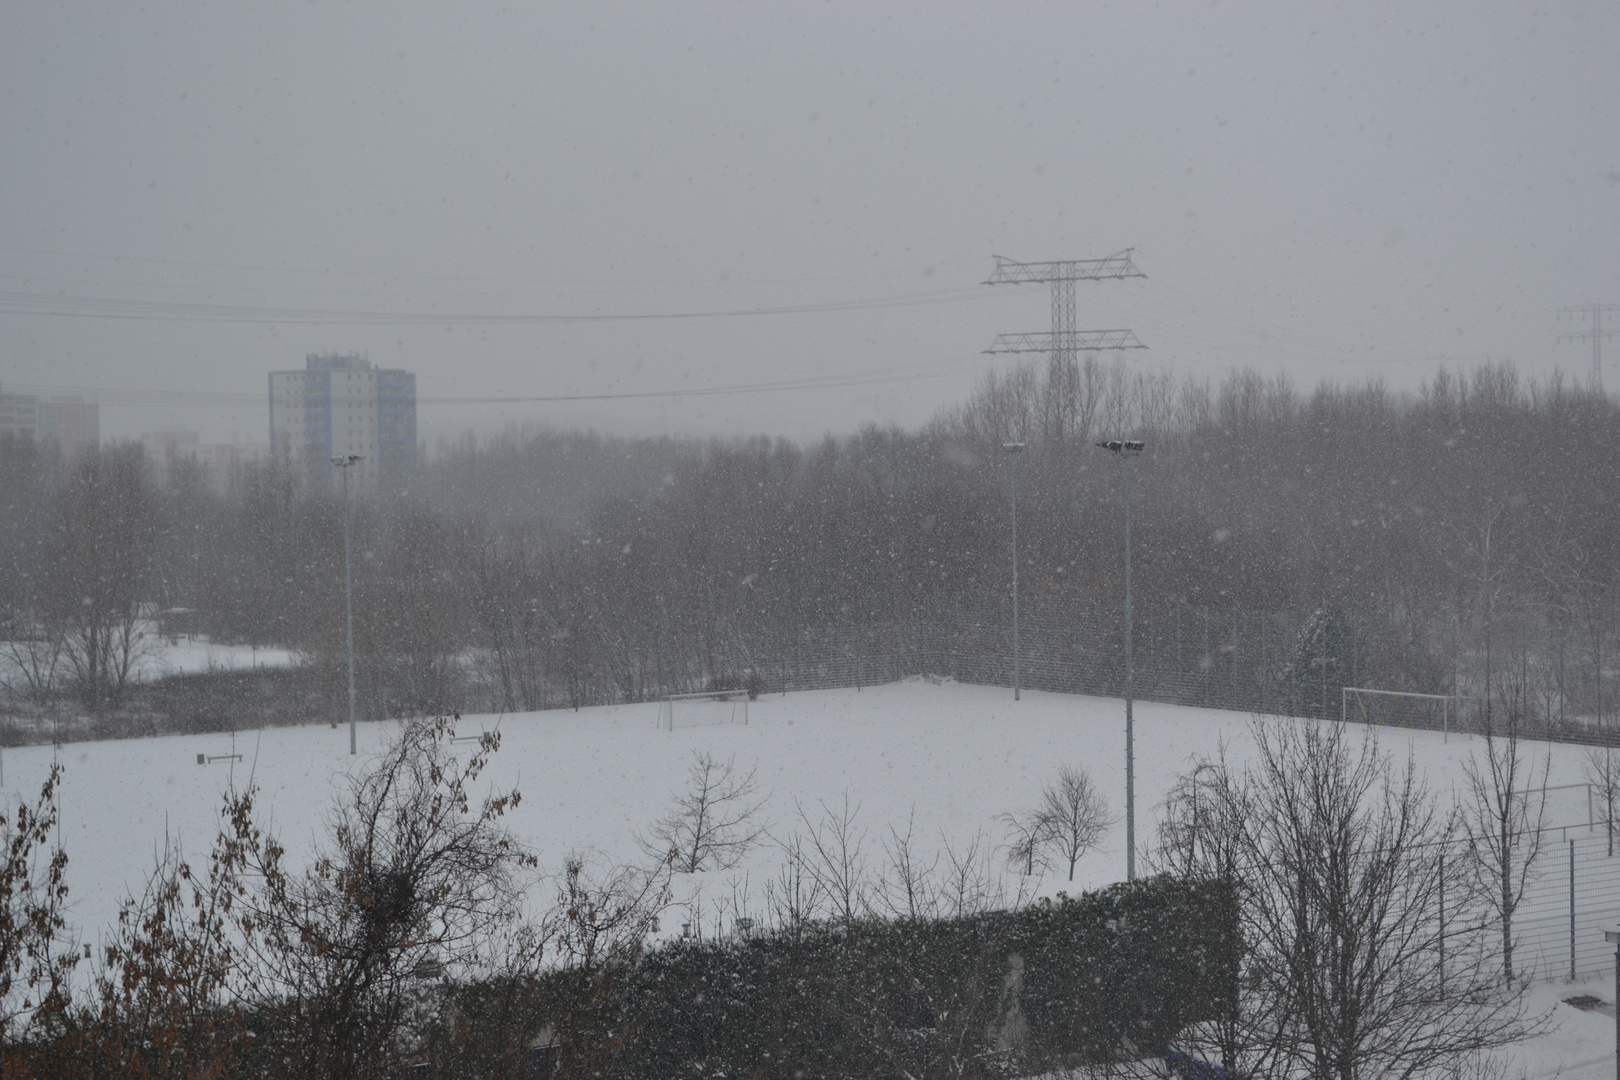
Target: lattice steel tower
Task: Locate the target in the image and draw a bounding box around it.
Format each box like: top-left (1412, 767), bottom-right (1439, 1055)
top-left (1560, 303), bottom-right (1620, 393)
top-left (984, 250), bottom-right (1147, 365)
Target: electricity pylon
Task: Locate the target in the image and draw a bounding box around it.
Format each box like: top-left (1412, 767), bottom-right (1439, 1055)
top-left (1559, 303), bottom-right (1620, 393)
top-left (984, 251), bottom-right (1147, 365)
top-left (984, 252), bottom-right (1147, 442)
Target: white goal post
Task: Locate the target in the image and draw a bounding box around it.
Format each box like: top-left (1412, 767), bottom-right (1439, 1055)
top-left (658, 690), bottom-right (750, 732)
top-left (1341, 686), bottom-right (1462, 739)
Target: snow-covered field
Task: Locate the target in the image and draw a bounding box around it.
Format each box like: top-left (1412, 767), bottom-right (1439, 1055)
top-left (0, 627), bottom-right (298, 687)
top-left (130, 634), bottom-right (299, 679)
top-left (1, 678), bottom-right (1616, 1077)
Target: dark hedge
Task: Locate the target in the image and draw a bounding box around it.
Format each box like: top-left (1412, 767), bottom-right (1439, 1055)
top-left (521, 874), bottom-right (1239, 1080)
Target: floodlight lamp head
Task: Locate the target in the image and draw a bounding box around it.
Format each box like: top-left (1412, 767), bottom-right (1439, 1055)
top-left (1606, 928), bottom-right (1620, 945)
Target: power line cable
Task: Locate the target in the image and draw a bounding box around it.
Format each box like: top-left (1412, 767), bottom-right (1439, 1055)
top-left (0, 285), bottom-right (990, 326)
top-left (0, 244), bottom-right (986, 290)
top-left (6, 353), bottom-right (988, 410)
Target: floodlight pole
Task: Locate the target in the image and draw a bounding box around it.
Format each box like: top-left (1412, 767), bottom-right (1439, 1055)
top-left (1099, 440), bottom-right (1144, 881)
top-left (1607, 928), bottom-right (1620, 1080)
top-left (333, 455), bottom-right (363, 755)
top-left (1005, 442), bottom-right (1026, 700)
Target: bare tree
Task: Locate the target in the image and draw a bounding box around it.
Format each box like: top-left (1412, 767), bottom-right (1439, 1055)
top-left (0, 764), bottom-right (77, 1049)
top-left (538, 848), bottom-right (672, 1080)
top-left (796, 793), bottom-right (869, 924)
top-left (935, 829), bottom-right (1002, 918)
top-left (643, 751), bottom-right (768, 873)
top-left (1156, 719), bottom-right (1540, 1080)
top-left (90, 829), bottom-right (245, 1077)
top-left (36, 445), bottom-right (161, 712)
top-left (999, 807), bottom-right (1053, 877)
top-left (220, 716), bottom-right (536, 1080)
top-left (1035, 765), bottom-right (1110, 882)
top-left (1461, 682), bottom-right (1550, 984)
top-left (547, 849), bottom-right (671, 974)
top-left (874, 808), bottom-right (939, 921)
top-left (0, 613), bottom-right (63, 708)
top-left (878, 817), bottom-right (1031, 921)
top-left (1152, 750), bottom-right (1272, 1077)
top-left (1585, 743), bottom-right (1619, 857)
top-left (762, 833), bottom-right (825, 938)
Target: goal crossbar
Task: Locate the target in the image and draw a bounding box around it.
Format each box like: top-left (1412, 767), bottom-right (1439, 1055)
top-left (1341, 686), bottom-right (1461, 739)
top-left (659, 690), bottom-right (750, 731)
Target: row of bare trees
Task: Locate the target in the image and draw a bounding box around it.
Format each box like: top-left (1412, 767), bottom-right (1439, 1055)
top-left (648, 709), bottom-right (1583, 1080)
top-left (640, 751), bottom-right (1111, 938)
top-left (1, 446), bottom-right (162, 712)
top-left (4, 361), bottom-right (1619, 733)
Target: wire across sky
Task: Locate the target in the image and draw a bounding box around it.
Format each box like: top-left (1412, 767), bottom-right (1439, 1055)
top-left (5, 353), bottom-right (990, 410)
top-left (0, 284), bottom-right (990, 326)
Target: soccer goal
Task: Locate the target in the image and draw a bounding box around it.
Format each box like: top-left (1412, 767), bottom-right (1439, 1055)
top-left (1341, 687), bottom-right (1461, 738)
top-left (658, 690), bottom-right (750, 731)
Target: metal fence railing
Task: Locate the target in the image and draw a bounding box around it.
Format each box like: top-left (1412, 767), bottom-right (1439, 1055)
top-left (1505, 825), bottom-right (1620, 983)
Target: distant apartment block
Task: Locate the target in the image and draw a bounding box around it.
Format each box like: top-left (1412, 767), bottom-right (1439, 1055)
top-left (268, 353), bottom-right (417, 494)
top-left (139, 427), bottom-right (267, 493)
top-left (0, 386), bottom-right (100, 458)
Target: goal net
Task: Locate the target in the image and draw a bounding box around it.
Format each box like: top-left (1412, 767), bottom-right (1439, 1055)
top-left (1340, 687), bottom-right (1459, 735)
top-left (658, 690), bottom-right (750, 731)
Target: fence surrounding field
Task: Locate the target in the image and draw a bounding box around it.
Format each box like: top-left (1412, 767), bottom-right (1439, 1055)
top-left (1515, 824), bottom-right (1620, 982)
top-left (10, 595), bottom-right (1616, 756)
top-left (658, 599), bottom-right (1620, 751)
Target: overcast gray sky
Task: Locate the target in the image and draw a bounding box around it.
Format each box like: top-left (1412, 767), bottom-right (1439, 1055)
top-left (3, 1), bottom-right (1617, 446)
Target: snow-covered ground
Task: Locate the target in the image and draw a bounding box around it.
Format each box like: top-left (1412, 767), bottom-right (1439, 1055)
top-left (0, 626), bottom-right (298, 687)
top-left (1, 678), bottom-right (1615, 1077)
top-left (130, 633), bottom-right (299, 679)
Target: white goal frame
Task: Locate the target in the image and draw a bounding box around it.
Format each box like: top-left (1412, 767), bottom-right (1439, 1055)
top-left (1341, 686), bottom-right (1461, 740)
top-left (659, 690), bottom-right (750, 732)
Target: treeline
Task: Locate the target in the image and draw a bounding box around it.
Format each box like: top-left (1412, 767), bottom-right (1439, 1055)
top-left (2, 360), bottom-right (1617, 729)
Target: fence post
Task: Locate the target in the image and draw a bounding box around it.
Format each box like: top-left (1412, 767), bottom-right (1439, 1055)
top-left (1438, 847), bottom-right (1446, 1000)
top-left (1569, 838), bottom-right (1577, 981)
top-left (1261, 615), bottom-right (1268, 713)
top-left (1203, 607), bottom-right (1212, 706)
top-left (1558, 621), bottom-right (1565, 726)
top-left (1232, 608), bottom-right (1240, 705)
top-left (1177, 605), bottom-right (1183, 700)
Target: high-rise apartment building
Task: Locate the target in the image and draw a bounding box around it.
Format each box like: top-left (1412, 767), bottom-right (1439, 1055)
top-left (268, 354), bottom-right (416, 494)
top-left (140, 427), bottom-right (267, 494)
top-left (0, 386), bottom-right (100, 458)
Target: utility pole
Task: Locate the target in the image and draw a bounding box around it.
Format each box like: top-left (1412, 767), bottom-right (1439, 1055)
top-left (332, 455), bottom-right (363, 755)
top-left (984, 252), bottom-right (1146, 437)
top-left (1559, 303), bottom-right (1620, 393)
top-left (1098, 439), bottom-right (1145, 882)
top-left (1004, 442), bottom-right (1025, 700)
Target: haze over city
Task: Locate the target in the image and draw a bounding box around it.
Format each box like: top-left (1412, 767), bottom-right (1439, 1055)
top-left (4, 2), bottom-right (1617, 445)
top-left (8, 6), bottom-right (1620, 1076)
